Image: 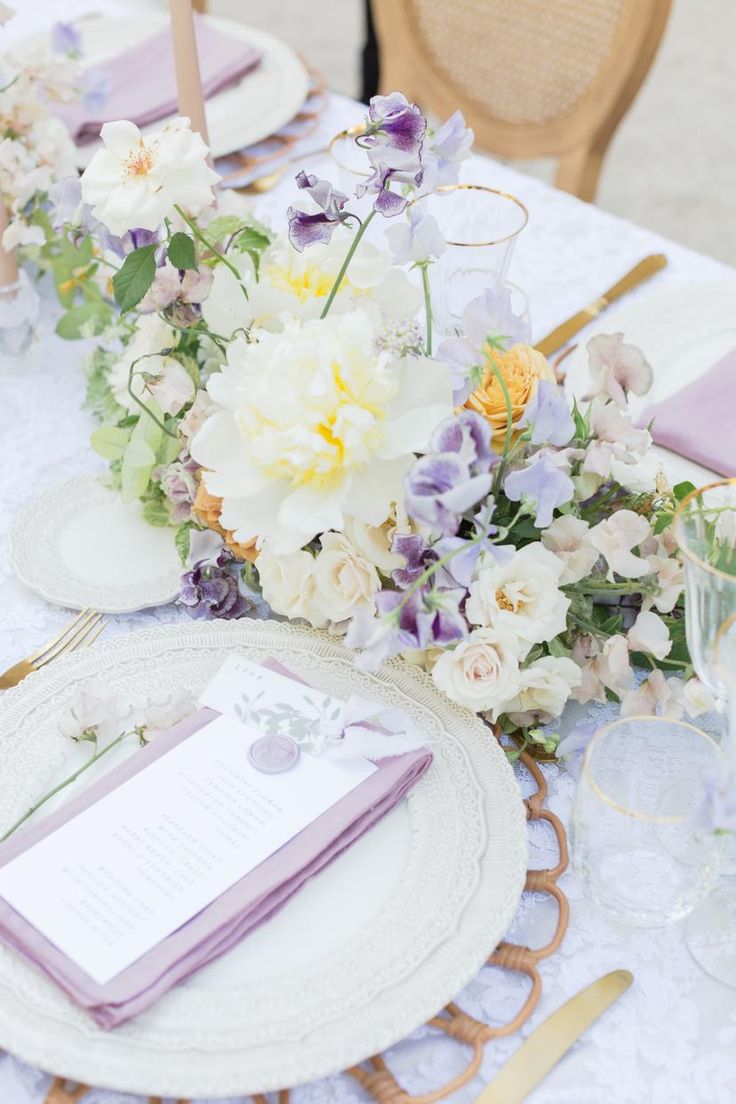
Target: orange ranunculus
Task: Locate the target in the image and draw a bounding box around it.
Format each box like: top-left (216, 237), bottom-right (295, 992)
top-left (465, 343), bottom-right (555, 449)
top-left (193, 482), bottom-right (259, 563)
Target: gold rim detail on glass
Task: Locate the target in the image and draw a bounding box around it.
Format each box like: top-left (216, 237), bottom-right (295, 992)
top-left (673, 477), bottom-right (736, 582)
top-left (408, 183), bottom-right (530, 247)
top-left (328, 125), bottom-right (370, 176)
top-left (581, 715), bottom-right (720, 824)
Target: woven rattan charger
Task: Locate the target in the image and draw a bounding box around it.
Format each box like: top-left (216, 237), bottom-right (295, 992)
top-left (44, 741), bottom-right (569, 1104)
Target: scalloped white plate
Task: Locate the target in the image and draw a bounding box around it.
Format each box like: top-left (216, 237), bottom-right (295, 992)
top-left (564, 281), bottom-right (736, 487)
top-left (19, 13), bottom-right (310, 167)
top-left (11, 476), bottom-right (182, 613)
top-left (0, 621), bottom-right (527, 1097)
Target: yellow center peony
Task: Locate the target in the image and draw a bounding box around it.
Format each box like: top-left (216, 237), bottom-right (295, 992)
top-left (465, 342), bottom-right (555, 449)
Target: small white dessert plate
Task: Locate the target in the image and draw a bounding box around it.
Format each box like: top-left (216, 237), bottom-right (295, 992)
top-left (11, 476), bottom-right (182, 614)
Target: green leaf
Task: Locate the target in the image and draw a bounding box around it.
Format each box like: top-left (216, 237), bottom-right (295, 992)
top-left (175, 522), bottom-right (198, 565)
top-left (167, 232), bottom-right (197, 271)
top-left (120, 400), bottom-right (163, 503)
top-left (157, 431), bottom-right (181, 465)
top-left (56, 301), bottom-right (111, 340)
top-left (653, 511), bottom-right (674, 534)
top-left (141, 486), bottom-right (172, 527)
top-left (235, 225), bottom-right (271, 278)
top-left (201, 215), bottom-right (246, 247)
top-left (90, 425), bottom-right (130, 461)
top-left (112, 244), bottom-right (157, 312)
top-left (571, 398), bottom-right (589, 441)
top-left (673, 481), bottom-right (697, 502)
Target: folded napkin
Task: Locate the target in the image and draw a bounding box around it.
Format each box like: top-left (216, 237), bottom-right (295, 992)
top-left (636, 348), bottom-right (736, 477)
top-left (56, 20), bottom-right (262, 144)
top-left (0, 661), bottom-right (431, 1029)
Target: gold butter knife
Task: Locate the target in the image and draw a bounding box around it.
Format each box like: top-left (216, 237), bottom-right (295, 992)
top-left (535, 255), bottom-right (667, 357)
top-left (472, 969), bottom-right (633, 1104)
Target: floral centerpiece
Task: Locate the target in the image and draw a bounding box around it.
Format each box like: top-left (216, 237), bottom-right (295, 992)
top-left (44, 90), bottom-right (713, 755)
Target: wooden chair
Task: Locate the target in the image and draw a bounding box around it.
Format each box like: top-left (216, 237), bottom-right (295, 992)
top-left (369, 0), bottom-right (671, 202)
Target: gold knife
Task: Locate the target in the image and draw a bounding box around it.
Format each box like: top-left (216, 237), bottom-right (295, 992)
top-left (535, 255), bottom-right (667, 357)
top-left (472, 969), bottom-right (633, 1103)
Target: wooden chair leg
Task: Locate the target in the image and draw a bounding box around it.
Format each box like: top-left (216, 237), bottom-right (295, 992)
top-left (555, 138), bottom-right (609, 203)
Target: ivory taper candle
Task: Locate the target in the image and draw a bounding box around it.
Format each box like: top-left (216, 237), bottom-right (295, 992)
top-left (169, 0), bottom-right (210, 147)
top-left (0, 198), bottom-right (19, 289)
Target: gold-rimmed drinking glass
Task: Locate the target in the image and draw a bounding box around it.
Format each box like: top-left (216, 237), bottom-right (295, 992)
top-left (572, 717), bottom-right (723, 927)
top-left (419, 184), bottom-right (529, 335)
top-left (674, 478), bottom-right (736, 704)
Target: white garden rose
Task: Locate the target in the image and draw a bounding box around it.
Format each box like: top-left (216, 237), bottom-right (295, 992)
top-left (465, 543), bottom-right (569, 647)
top-left (505, 656), bottom-right (582, 725)
top-left (191, 309), bottom-right (453, 553)
top-left (202, 231), bottom-right (421, 339)
top-left (311, 532), bottom-right (380, 625)
top-left (256, 544), bottom-right (326, 628)
top-left (343, 505), bottom-right (411, 574)
top-left (430, 628), bottom-right (523, 719)
top-left (80, 117), bottom-right (218, 235)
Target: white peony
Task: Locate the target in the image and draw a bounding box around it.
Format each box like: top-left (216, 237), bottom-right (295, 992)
top-left (311, 532), bottom-right (380, 625)
top-left (431, 628), bottom-right (523, 718)
top-left (466, 543), bottom-right (570, 648)
top-left (191, 309), bottom-right (453, 553)
top-left (506, 655), bottom-right (582, 724)
top-left (108, 314), bottom-right (194, 415)
top-left (80, 117), bottom-right (218, 235)
top-left (202, 231), bottom-right (421, 339)
top-left (256, 543), bottom-right (326, 627)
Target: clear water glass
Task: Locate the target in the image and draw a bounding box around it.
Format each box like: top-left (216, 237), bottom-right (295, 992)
top-left (572, 717), bottom-right (723, 927)
top-left (420, 184), bottom-right (529, 335)
top-left (674, 479), bottom-right (736, 702)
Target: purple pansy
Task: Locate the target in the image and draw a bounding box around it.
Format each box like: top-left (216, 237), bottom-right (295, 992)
top-left (503, 453), bottom-right (575, 529)
top-left (287, 171), bottom-right (351, 251)
top-left (518, 379), bottom-right (575, 446)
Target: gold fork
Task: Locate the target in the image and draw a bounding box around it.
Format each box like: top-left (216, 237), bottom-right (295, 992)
top-left (0, 610), bottom-right (107, 690)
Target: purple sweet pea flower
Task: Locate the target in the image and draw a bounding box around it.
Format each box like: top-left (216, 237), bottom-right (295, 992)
top-left (503, 453), bottom-right (575, 528)
top-left (692, 764), bottom-right (736, 836)
top-left (385, 203), bottom-right (446, 265)
top-left (430, 409), bottom-right (497, 475)
top-left (418, 111), bottom-right (474, 193)
top-left (51, 21), bottom-right (82, 56)
top-left (344, 605), bottom-right (405, 670)
top-left (83, 67), bottom-right (111, 112)
top-left (378, 585), bottom-right (467, 651)
top-left (518, 379), bottom-right (575, 446)
top-left (178, 530), bottom-right (251, 620)
top-left (287, 171), bottom-right (351, 251)
top-left (462, 286), bottom-right (531, 351)
top-left (435, 336), bottom-right (483, 404)
top-left (405, 452), bottom-right (494, 535)
top-left (391, 532), bottom-right (430, 589)
top-left (355, 160), bottom-right (423, 218)
top-left (555, 720), bottom-right (598, 780)
top-left (366, 92), bottom-right (427, 158)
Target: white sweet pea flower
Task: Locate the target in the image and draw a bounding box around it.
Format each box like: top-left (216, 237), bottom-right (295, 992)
top-left (58, 680), bottom-right (117, 741)
top-left (108, 313), bottom-right (188, 413)
top-left (584, 333), bottom-right (653, 408)
top-left (588, 510), bottom-right (652, 581)
top-left (643, 552), bottom-right (685, 613)
top-left (620, 669), bottom-right (684, 718)
top-left (191, 309), bottom-right (453, 553)
top-left (680, 677), bottom-right (716, 718)
top-left (571, 633), bottom-right (634, 704)
top-left (385, 204), bottom-right (446, 265)
top-left (627, 610), bottom-right (672, 661)
top-left (506, 655), bottom-right (582, 725)
top-left (431, 627), bottom-right (523, 719)
top-left (466, 543), bottom-right (569, 648)
top-left (541, 515), bottom-right (599, 585)
top-left (80, 117), bottom-right (218, 235)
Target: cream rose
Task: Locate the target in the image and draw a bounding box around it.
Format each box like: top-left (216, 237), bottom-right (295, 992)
top-left (465, 343), bottom-right (555, 450)
top-left (256, 544), bottom-right (326, 628)
top-left (311, 532), bottom-right (380, 625)
top-left (431, 628), bottom-right (522, 718)
top-left (506, 656), bottom-right (582, 725)
top-left (466, 543), bottom-right (569, 647)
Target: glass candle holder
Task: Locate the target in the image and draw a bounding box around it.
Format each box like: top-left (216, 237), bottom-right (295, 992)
top-left (674, 479), bottom-right (736, 703)
top-left (572, 716), bottom-right (723, 927)
top-left (0, 271), bottom-right (40, 358)
top-left (420, 184), bottom-right (529, 335)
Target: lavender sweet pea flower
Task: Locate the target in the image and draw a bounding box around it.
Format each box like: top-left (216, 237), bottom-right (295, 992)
top-left (692, 765), bottom-right (736, 836)
top-left (345, 605), bottom-right (405, 671)
top-left (504, 453), bottom-right (575, 528)
top-left (462, 286), bottom-right (531, 351)
top-left (435, 336), bottom-right (483, 404)
top-left (377, 586), bottom-right (467, 651)
top-left (391, 532), bottom-right (430, 589)
top-left (287, 171), bottom-right (350, 251)
top-left (518, 379), bottom-right (575, 446)
top-left (385, 203), bottom-right (446, 265)
top-left (178, 530), bottom-right (250, 620)
top-left (419, 111), bottom-right (474, 193)
top-left (366, 92), bottom-right (427, 158)
top-left (355, 161), bottom-right (422, 218)
top-left (83, 67), bottom-right (111, 112)
top-left (51, 21), bottom-right (82, 56)
top-left (405, 452), bottom-right (494, 535)
top-left (430, 409), bottom-right (497, 475)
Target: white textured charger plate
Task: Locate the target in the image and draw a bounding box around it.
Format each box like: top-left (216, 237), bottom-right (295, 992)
top-left (20, 13), bottom-right (310, 167)
top-left (564, 281), bottom-right (736, 487)
top-left (11, 476), bottom-right (181, 613)
top-left (0, 621), bottom-right (527, 1098)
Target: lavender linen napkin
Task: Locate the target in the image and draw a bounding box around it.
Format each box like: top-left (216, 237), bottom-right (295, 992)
top-left (56, 20), bottom-right (262, 144)
top-left (0, 662), bottom-right (431, 1029)
top-left (636, 348), bottom-right (736, 477)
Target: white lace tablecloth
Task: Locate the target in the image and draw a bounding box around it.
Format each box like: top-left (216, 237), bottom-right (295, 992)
top-left (2, 3), bottom-right (736, 1101)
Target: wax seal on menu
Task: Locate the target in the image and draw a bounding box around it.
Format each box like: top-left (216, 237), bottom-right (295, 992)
top-left (248, 734), bottom-right (300, 774)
